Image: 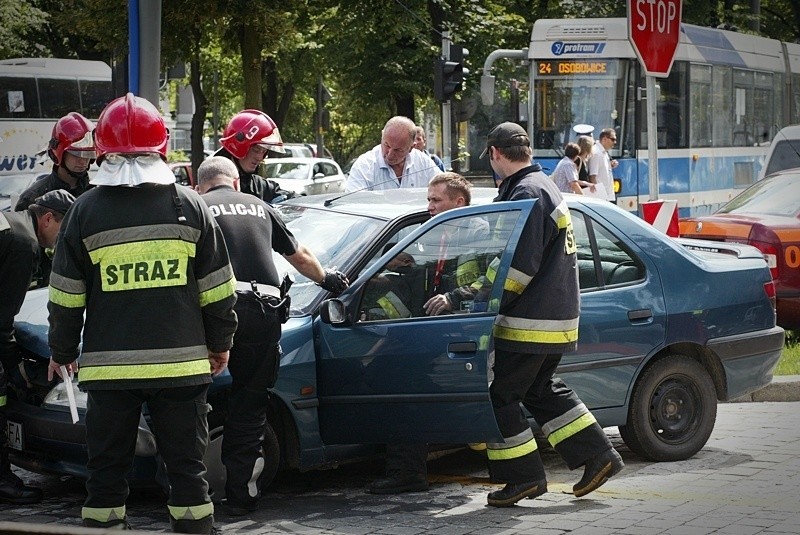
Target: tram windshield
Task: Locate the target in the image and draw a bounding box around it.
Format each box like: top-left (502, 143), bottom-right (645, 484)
top-left (532, 58), bottom-right (632, 159)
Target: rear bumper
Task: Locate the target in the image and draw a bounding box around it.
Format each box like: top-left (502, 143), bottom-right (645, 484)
top-left (707, 326), bottom-right (785, 400)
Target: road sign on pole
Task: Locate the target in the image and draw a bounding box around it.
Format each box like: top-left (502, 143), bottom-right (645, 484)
top-left (628, 0), bottom-right (683, 77)
top-left (629, 0), bottom-right (682, 204)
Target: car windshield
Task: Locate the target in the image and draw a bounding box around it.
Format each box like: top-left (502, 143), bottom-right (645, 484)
top-left (717, 173), bottom-right (800, 217)
top-left (262, 162), bottom-right (310, 180)
top-left (272, 204), bottom-right (386, 313)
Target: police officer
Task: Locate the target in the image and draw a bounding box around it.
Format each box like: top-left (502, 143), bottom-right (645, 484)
top-left (196, 156), bottom-right (348, 515)
top-left (0, 189), bottom-right (75, 504)
top-left (14, 112), bottom-right (95, 211)
top-left (481, 122), bottom-right (624, 507)
top-left (216, 110), bottom-right (295, 203)
top-left (47, 94), bottom-right (238, 533)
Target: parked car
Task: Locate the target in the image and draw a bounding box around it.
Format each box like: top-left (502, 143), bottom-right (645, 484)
top-left (7, 189), bottom-right (783, 499)
top-left (280, 143), bottom-right (314, 159)
top-left (258, 157), bottom-right (345, 196)
top-left (759, 125), bottom-right (800, 179)
top-left (679, 168), bottom-right (800, 330)
top-left (0, 173), bottom-right (45, 211)
top-left (168, 161), bottom-right (194, 188)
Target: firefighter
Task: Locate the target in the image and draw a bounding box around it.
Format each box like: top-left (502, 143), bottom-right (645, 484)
top-left (196, 156), bottom-right (348, 516)
top-left (46, 93), bottom-right (238, 533)
top-left (215, 110), bottom-right (295, 203)
top-left (1, 189), bottom-right (75, 504)
top-left (14, 112), bottom-right (95, 211)
top-left (481, 122), bottom-right (624, 507)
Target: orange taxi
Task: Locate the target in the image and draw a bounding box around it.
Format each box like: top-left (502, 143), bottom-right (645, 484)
top-left (680, 168), bottom-right (800, 330)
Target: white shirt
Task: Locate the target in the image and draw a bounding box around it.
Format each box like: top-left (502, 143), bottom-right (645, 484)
top-left (588, 141), bottom-right (615, 201)
top-left (345, 146), bottom-right (439, 192)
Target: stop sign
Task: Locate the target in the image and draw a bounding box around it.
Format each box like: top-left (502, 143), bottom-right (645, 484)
top-left (628, 0), bottom-right (683, 77)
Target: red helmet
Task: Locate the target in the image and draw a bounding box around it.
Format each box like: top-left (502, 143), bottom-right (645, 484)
top-left (220, 109), bottom-right (285, 159)
top-left (94, 93), bottom-right (169, 162)
top-left (48, 112), bottom-right (96, 165)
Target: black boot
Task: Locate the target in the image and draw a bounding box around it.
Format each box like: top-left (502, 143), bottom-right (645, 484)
top-left (0, 470), bottom-right (44, 505)
top-left (487, 479), bottom-right (547, 507)
top-left (573, 447), bottom-right (624, 497)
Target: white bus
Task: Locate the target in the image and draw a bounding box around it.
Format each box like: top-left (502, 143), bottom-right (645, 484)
top-left (0, 57), bottom-right (112, 206)
top-left (481, 18), bottom-right (800, 216)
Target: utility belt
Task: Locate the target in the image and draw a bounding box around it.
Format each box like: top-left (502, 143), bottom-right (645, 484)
top-left (235, 274), bottom-right (294, 325)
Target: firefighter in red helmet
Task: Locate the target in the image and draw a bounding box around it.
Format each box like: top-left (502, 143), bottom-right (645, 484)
top-left (47, 93), bottom-right (237, 533)
top-left (216, 109), bottom-right (295, 203)
top-left (14, 112), bottom-right (96, 211)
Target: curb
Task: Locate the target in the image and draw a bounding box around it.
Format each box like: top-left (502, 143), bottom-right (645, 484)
top-left (730, 375), bottom-right (800, 403)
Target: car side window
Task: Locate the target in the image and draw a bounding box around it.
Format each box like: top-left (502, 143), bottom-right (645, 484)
top-left (358, 211), bottom-right (520, 321)
top-left (173, 166), bottom-right (190, 187)
top-left (573, 209), bottom-right (645, 290)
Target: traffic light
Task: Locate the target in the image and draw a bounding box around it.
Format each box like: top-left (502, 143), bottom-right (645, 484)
top-left (434, 43), bottom-right (469, 102)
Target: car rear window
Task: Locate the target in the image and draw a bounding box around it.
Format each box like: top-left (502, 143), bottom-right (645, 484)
top-left (718, 173), bottom-right (800, 217)
top-left (765, 139), bottom-right (800, 176)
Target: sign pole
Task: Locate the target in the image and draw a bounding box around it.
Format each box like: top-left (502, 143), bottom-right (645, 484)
top-left (646, 75), bottom-right (659, 200)
top-left (441, 31), bottom-right (452, 170)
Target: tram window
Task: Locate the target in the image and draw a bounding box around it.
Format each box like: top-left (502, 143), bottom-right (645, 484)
top-left (753, 73), bottom-right (773, 145)
top-left (38, 78), bottom-right (81, 119)
top-left (690, 65), bottom-right (712, 148)
top-left (793, 74), bottom-right (800, 124)
top-left (645, 62), bottom-right (687, 149)
top-left (0, 76), bottom-right (39, 118)
top-left (712, 65), bottom-right (733, 147)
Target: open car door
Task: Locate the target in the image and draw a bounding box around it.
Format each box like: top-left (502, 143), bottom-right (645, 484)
top-left (316, 200), bottom-right (535, 445)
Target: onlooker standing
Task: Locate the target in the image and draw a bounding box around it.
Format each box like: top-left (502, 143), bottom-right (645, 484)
top-left (345, 117), bottom-right (439, 192)
top-left (0, 190), bottom-right (75, 505)
top-left (576, 135), bottom-right (595, 185)
top-left (413, 126), bottom-right (445, 171)
top-left (588, 128), bottom-right (619, 202)
top-left (197, 156), bottom-right (348, 515)
top-left (480, 122), bottom-right (623, 507)
top-left (551, 143), bottom-right (595, 195)
top-left (47, 93), bottom-right (238, 533)
top-left (216, 109), bottom-right (295, 203)
top-left (14, 112), bottom-right (96, 211)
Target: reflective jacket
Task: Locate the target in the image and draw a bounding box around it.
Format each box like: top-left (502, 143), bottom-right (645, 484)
top-left (492, 164), bottom-right (579, 354)
top-left (47, 184), bottom-right (238, 390)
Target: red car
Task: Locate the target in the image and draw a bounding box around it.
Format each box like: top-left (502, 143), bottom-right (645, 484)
top-left (679, 168), bottom-right (800, 330)
top-left (168, 161), bottom-right (195, 188)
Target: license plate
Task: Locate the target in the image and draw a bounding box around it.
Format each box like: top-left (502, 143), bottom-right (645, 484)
top-left (6, 420), bottom-right (23, 451)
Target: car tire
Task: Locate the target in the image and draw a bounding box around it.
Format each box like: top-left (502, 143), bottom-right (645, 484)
top-left (204, 404), bottom-right (282, 501)
top-left (618, 355), bottom-right (716, 462)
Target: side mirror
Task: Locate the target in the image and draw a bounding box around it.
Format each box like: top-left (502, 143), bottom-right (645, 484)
top-left (313, 172), bottom-right (325, 180)
top-left (320, 299), bottom-right (349, 325)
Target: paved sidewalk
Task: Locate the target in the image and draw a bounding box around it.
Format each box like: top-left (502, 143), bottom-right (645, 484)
top-left (733, 375), bottom-right (800, 402)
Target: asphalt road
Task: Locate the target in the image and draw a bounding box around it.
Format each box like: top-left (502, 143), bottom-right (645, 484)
top-left (2, 400), bottom-right (800, 534)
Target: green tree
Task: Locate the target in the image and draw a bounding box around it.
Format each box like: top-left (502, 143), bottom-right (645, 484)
top-left (0, 1), bottom-right (49, 59)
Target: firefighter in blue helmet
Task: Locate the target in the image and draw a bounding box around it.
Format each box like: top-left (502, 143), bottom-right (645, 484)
top-left (47, 93), bottom-right (238, 533)
top-left (481, 122), bottom-right (624, 507)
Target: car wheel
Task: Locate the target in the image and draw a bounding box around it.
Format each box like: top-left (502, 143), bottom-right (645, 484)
top-left (618, 355), bottom-right (716, 462)
top-left (204, 405), bottom-right (282, 501)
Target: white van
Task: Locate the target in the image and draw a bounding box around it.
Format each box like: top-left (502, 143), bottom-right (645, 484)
top-left (760, 125), bottom-right (800, 179)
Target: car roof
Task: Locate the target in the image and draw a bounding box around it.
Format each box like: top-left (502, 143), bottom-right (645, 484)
top-left (265, 157), bottom-right (340, 167)
top-left (278, 186), bottom-right (610, 220)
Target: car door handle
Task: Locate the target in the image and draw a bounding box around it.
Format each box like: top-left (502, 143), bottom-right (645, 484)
top-left (448, 342), bottom-right (477, 353)
top-left (628, 309), bottom-right (652, 321)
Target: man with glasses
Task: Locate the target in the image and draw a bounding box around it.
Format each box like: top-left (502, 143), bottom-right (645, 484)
top-left (588, 128), bottom-right (619, 203)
